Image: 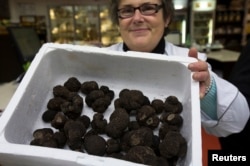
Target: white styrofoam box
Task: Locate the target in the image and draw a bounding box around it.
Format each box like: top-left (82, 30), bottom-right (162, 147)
top-left (0, 43), bottom-right (202, 166)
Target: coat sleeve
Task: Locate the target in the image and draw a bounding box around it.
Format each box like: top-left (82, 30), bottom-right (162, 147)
top-left (201, 68), bottom-right (250, 137)
top-left (195, 47), bottom-right (250, 137)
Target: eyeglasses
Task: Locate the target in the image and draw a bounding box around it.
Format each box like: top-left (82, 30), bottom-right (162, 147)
top-left (117, 4), bottom-right (163, 19)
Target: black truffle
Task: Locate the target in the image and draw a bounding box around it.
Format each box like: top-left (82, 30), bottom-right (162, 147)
top-left (161, 113), bottom-right (183, 128)
top-left (81, 81), bottom-right (99, 95)
top-left (85, 90), bottom-right (105, 107)
top-left (60, 94), bottom-right (83, 120)
top-left (105, 108), bottom-right (130, 138)
top-left (51, 112), bottom-right (68, 129)
top-left (64, 120), bottom-right (86, 151)
top-left (76, 115), bottom-right (91, 129)
top-left (90, 113), bottom-right (107, 134)
top-left (42, 109), bottom-right (58, 122)
top-left (151, 99), bottom-right (165, 114)
top-left (53, 85), bottom-right (71, 99)
top-left (106, 138), bottom-right (121, 154)
top-left (121, 127), bottom-right (154, 150)
top-left (30, 128), bottom-right (58, 148)
top-left (91, 96), bottom-right (111, 113)
top-left (53, 131), bottom-right (67, 148)
top-left (158, 123), bottom-right (180, 140)
top-left (84, 135), bottom-right (106, 156)
top-left (100, 85), bottom-right (115, 100)
top-left (64, 77), bottom-right (81, 92)
top-left (123, 146), bottom-right (157, 165)
top-left (164, 96), bottom-right (183, 114)
top-left (47, 97), bottom-right (66, 111)
top-left (159, 131), bottom-right (187, 159)
top-left (115, 89), bottom-right (147, 113)
top-left (136, 105), bottom-right (160, 129)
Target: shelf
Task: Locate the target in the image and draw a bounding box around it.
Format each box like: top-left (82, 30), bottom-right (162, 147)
top-left (214, 0), bottom-right (248, 50)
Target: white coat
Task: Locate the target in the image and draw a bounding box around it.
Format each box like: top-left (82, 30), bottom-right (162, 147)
top-left (104, 41), bottom-right (250, 137)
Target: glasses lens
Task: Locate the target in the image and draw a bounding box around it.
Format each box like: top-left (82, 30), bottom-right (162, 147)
top-left (140, 4), bottom-right (157, 15)
top-left (119, 7), bottom-right (134, 18)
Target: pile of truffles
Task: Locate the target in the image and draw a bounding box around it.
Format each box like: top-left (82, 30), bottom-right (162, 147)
top-left (30, 77), bottom-right (187, 166)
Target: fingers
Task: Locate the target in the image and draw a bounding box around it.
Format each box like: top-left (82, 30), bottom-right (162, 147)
top-left (199, 81), bottom-right (207, 98)
top-left (187, 47), bottom-right (211, 98)
top-left (188, 61), bottom-right (208, 72)
top-left (188, 47), bottom-right (198, 59)
top-left (192, 70), bottom-right (209, 82)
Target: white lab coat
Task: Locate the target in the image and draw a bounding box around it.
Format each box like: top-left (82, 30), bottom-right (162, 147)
top-left (104, 41), bottom-right (250, 137)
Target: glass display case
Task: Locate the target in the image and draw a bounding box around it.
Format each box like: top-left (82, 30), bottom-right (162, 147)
top-left (100, 6), bottom-right (122, 46)
top-left (48, 5), bottom-right (121, 46)
top-left (167, 9), bottom-right (187, 46)
top-left (49, 6), bottom-right (75, 44)
top-left (191, 0), bottom-right (216, 48)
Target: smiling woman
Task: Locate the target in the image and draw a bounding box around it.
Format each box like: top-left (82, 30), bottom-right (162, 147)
top-left (110, 0), bottom-right (173, 52)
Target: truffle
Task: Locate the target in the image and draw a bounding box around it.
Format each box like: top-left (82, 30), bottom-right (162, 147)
top-left (123, 146), bottom-right (157, 165)
top-left (60, 94), bottom-right (83, 120)
top-left (164, 96), bottom-right (183, 114)
top-left (160, 113), bottom-right (183, 128)
top-left (105, 108), bottom-right (130, 138)
top-left (115, 89), bottom-right (147, 113)
top-left (158, 123), bottom-right (180, 140)
top-left (47, 97), bottom-right (66, 111)
top-left (151, 99), bottom-right (165, 114)
top-left (64, 77), bottom-right (81, 92)
top-left (85, 90), bottom-right (105, 107)
top-left (32, 128), bottom-right (54, 140)
top-left (53, 85), bottom-right (71, 99)
top-left (64, 120), bottom-right (86, 151)
top-left (91, 113), bottom-right (107, 134)
top-left (121, 127), bottom-right (154, 150)
top-left (42, 109), bottom-right (58, 122)
top-left (136, 105), bottom-right (160, 129)
top-left (53, 131), bottom-right (67, 148)
top-left (91, 96), bottom-right (111, 113)
top-left (159, 131), bottom-right (187, 159)
top-left (76, 115), bottom-right (91, 129)
top-left (30, 128), bottom-right (58, 148)
top-left (84, 135), bottom-right (106, 156)
top-left (106, 138), bottom-right (121, 154)
top-left (51, 112), bottom-right (68, 129)
top-left (81, 81), bottom-right (99, 95)
top-left (100, 85), bottom-right (115, 100)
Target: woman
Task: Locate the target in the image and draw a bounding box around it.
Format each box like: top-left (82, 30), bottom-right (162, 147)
top-left (105, 0), bottom-right (249, 137)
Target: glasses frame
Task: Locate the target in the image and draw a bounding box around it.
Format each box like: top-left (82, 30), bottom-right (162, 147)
top-left (117, 4), bottom-right (163, 19)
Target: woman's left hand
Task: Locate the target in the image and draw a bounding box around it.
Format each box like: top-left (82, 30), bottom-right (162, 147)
top-left (188, 47), bottom-right (211, 98)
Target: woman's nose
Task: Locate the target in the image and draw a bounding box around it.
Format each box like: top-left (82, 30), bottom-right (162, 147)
top-left (132, 9), bottom-right (144, 21)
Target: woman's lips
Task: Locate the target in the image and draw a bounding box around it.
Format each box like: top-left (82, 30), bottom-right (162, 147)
top-left (130, 28), bottom-right (149, 35)
top-left (131, 28), bottom-right (148, 32)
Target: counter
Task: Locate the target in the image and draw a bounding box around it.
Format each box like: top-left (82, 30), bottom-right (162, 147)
top-left (206, 49), bottom-right (240, 79)
top-left (207, 49), bottom-right (240, 62)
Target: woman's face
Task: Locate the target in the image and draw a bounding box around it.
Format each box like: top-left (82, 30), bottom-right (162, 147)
top-left (118, 0), bottom-right (170, 52)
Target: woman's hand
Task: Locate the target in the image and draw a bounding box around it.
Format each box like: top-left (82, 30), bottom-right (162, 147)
top-left (188, 47), bottom-right (211, 98)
